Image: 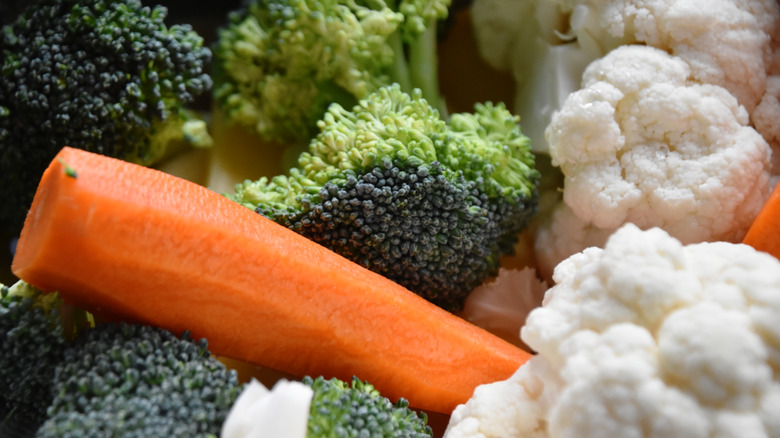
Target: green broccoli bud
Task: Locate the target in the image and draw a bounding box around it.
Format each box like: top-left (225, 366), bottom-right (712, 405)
top-left (212, 0), bottom-right (403, 146)
top-left (232, 85), bottom-right (539, 310)
top-left (0, 281), bottom-right (67, 436)
top-left (211, 0), bottom-right (450, 149)
top-left (37, 322), bottom-right (243, 438)
top-left (0, 0), bottom-right (213, 235)
top-left (305, 376), bottom-right (433, 437)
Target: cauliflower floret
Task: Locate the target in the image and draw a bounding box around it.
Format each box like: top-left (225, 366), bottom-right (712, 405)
top-left (752, 75), bottom-right (780, 177)
top-left (546, 45), bottom-right (772, 247)
top-left (554, 0), bottom-right (780, 114)
top-left (470, 0), bottom-right (541, 72)
top-left (471, 0), bottom-right (593, 153)
top-left (533, 203), bottom-right (614, 283)
top-left (221, 379), bottom-right (313, 438)
top-left (470, 0), bottom-right (780, 153)
top-left (445, 223), bottom-right (780, 438)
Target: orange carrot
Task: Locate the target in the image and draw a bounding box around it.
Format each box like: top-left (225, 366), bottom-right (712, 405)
top-left (744, 182), bottom-right (780, 260)
top-left (12, 146), bottom-right (530, 414)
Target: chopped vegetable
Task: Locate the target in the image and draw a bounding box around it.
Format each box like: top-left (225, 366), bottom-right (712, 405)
top-left (743, 181), bottom-right (780, 260)
top-left (12, 146), bottom-right (530, 415)
top-left (0, 0), bottom-right (213, 235)
top-left (469, 0), bottom-right (780, 154)
top-left (221, 379), bottom-right (313, 438)
top-left (209, 0), bottom-right (452, 186)
top-left (534, 45), bottom-right (773, 280)
top-left (0, 281), bottom-right (67, 435)
top-left (37, 322), bottom-right (243, 437)
top-left (304, 376), bottom-right (433, 438)
top-left (231, 85), bottom-right (540, 310)
top-left (213, 0), bottom-right (449, 138)
top-left (222, 376), bottom-right (434, 438)
top-left (446, 223), bottom-right (780, 437)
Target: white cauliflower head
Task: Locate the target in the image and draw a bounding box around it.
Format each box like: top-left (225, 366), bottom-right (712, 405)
top-left (546, 44), bottom-right (772, 244)
top-left (445, 223), bottom-right (780, 438)
top-left (752, 75), bottom-right (780, 177)
top-left (551, 0), bottom-right (780, 113)
top-left (533, 202), bottom-right (614, 283)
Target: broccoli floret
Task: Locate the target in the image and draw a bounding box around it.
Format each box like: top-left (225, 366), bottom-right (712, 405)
top-left (0, 281), bottom-right (67, 436)
top-left (211, 0), bottom-right (449, 149)
top-left (36, 322), bottom-right (243, 438)
top-left (0, 0), bottom-right (213, 235)
top-left (304, 376), bottom-right (433, 437)
top-left (232, 85), bottom-right (539, 310)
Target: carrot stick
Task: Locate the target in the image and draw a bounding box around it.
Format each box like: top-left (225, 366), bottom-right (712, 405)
top-left (12, 147), bottom-right (530, 414)
top-left (744, 182), bottom-right (780, 260)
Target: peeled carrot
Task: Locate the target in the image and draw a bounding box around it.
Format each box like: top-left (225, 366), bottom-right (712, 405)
top-left (12, 146), bottom-right (530, 414)
top-left (744, 182), bottom-right (780, 260)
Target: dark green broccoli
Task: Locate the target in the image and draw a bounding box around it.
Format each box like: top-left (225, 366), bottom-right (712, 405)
top-left (36, 322), bottom-right (243, 438)
top-left (231, 85), bottom-right (539, 310)
top-left (211, 0), bottom-right (449, 152)
top-left (304, 376), bottom-right (433, 437)
top-left (0, 281), bottom-right (67, 436)
top-left (0, 0), bottom-right (213, 235)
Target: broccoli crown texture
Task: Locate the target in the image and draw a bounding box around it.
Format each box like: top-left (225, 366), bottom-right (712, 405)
top-left (213, 0), bottom-right (401, 144)
top-left (37, 323), bottom-right (243, 438)
top-left (0, 282), bottom-right (66, 436)
top-left (212, 0), bottom-right (450, 145)
top-left (304, 376), bottom-right (433, 438)
top-left (0, 0), bottom-right (212, 234)
top-left (233, 85), bottom-right (539, 310)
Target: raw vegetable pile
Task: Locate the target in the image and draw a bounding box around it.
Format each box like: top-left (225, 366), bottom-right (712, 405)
top-left (2, 0), bottom-right (780, 437)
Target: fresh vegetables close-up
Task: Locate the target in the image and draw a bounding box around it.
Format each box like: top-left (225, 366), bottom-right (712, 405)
top-left (1, 0), bottom-right (779, 437)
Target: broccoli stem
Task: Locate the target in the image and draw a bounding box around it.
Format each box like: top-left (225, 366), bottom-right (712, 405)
top-left (388, 31), bottom-right (415, 94)
top-left (408, 20), bottom-right (448, 118)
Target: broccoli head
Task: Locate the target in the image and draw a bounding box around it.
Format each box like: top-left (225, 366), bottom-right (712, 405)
top-left (0, 281), bottom-right (67, 436)
top-left (212, 0), bottom-right (450, 148)
top-left (0, 0), bottom-right (213, 234)
top-left (305, 375), bottom-right (433, 437)
top-left (232, 85), bottom-right (539, 310)
top-left (37, 322), bottom-right (243, 438)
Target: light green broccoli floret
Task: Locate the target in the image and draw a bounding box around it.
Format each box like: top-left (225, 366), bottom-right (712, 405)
top-left (232, 85), bottom-right (539, 310)
top-left (212, 0), bottom-right (450, 148)
top-left (305, 376), bottom-right (433, 437)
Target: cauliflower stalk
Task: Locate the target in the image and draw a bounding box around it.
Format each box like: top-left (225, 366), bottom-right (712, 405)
top-left (534, 45), bottom-right (772, 279)
top-left (445, 223), bottom-right (780, 437)
top-left (470, 0), bottom-right (592, 153)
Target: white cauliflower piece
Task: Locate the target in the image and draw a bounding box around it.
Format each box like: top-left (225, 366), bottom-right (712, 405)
top-left (470, 0), bottom-right (541, 72)
top-left (470, 0), bottom-right (779, 153)
top-left (752, 75), bottom-right (780, 177)
top-left (533, 202), bottom-right (615, 283)
top-left (471, 0), bottom-right (593, 152)
top-left (553, 0), bottom-right (780, 114)
top-left (220, 379), bottom-right (313, 438)
top-left (546, 44), bottom-right (772, 244)
top-left (445, 223), bottom-right (780, 438)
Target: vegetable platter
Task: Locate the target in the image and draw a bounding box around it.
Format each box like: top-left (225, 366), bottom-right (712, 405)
top-left (1, 0), bottom-right (780, 437)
